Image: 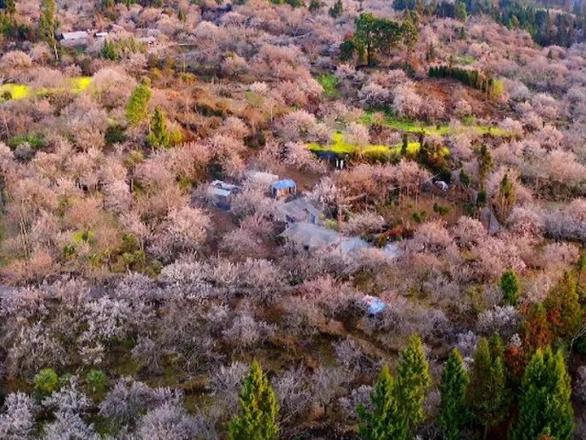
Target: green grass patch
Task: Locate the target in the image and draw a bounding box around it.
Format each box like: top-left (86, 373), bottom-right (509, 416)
top-left (8, 133), bottom-right (46, 150)
top-left (316, 73), bottom-right (340, 98)
top-left (455, 54), bottom-right (476, 65)
top-left (0, 76), bottom-right (92, 102)
top-left (361, 111), bottom-right (512, 138)
top-left (360, 111), bottom-right (450, 136)
top-left (307, 131), bottom-right (449, 159)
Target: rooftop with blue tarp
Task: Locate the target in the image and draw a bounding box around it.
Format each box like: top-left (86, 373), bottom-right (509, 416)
top-left (362, 295), bottom-right (387, 315)
top-left (271, 179), bottom-right (296, 190)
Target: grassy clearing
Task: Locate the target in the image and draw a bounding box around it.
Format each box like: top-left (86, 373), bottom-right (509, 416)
top-left (0, 76), bottom-right (93, 101)
top-left (316, 73), bottom-right (340, 98)
top-left (361, 111), bottom-right (512, 138)
top-left (308, 131), bottom-right (449, 158)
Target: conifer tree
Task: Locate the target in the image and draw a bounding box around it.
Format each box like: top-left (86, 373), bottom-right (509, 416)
top-left (357, 365), bottom-right (407, 440)
top-left (511, 348), bottom-right (574, 440)
top-left (438, 348), bottom-right (470, 440)
top-left (495, 173), bottom-right (516, 222)
top-left (523, 303), bottom-right (554, 350)
top-left (228, 360), bottom-right (280, 440)
top-left (328, 0), bottom-right (343, 18)
top-left (40, 0), bottom-right (59, 60)
top-left (476, 145), bottom-right (493, 189)
top-left (455, 0), bottom-right (467, 21)
top-left (1, 0), bottom-right (16, 14)
top-left (500, 269), bottom-right (520, 306)
top-left (147, 107), bottom-right (171, 149)
top-left (544, 272), bottom-right (582, 340)
top-left (394, 334), bottom-right (432, 435)
top-left (467, 337), bottom-right (508, 439)
top-left (126, 79), bottom-right (152, 127)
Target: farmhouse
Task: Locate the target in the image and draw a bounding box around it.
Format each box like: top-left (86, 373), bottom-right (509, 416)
top-left (270, 179), bottom-right (297, 198)
top-left (276, 197), bottom-right (321, 225)
top-left (281, 222), bottom-right (369, 257)
top-left (207, 180), bottom-right (240, 209)
top-left (60, 31), bottom-right (89, 48)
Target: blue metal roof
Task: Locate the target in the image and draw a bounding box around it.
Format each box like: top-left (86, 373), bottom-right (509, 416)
top-left (363, 295), bottom-right (387, 315)
top-left (271, 179), bottom-right (296, 190)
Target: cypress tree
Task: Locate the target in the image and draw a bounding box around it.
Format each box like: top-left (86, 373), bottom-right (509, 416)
top-left (511, 348), bottom-right (574, 440)
top-left (126, 79), bottom-right (152, 127)
top-left (328, 0), bottom-right (343, 18)
top-left (394, 334), bottom-right (432, 435)
top-left (147, 107), bottom-right (171, 149)
top-left (476, 145), bottom-right (493, 188)
top-left (39, 0), bottom-right (58, 60)
top-left (500, 269), bottom-right (520, 306)
top-left (438, 348), bottom-right (470, 440)
top-left (495, 173), bottom-right (516, 222)
top-left (228, 360), bottom-right (279, 440)
top-left (544, 272), bottom-right (582, 340)
top-left (467, 337), bottom-right (508, 439)
top-left (357, 365), bottom-right (407, 440)
top-left (523, 303), bottom-right (554, 351)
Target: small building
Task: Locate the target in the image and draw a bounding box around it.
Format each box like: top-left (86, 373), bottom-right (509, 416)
top-left (207, 180), bottom-right (240, 209)
top-left (270, 179), bottom-right (296, 198)
top-left (361, 295), bottom-right (387, 316)
top-left (245, 170), bottom-right (279, 187)
top-left (60, 31), bottom-right (90, 48)
top-left (281, 222), bottom-right (369, 257)
top-left (434, 180), bottom-right (449, 191)
top-left (276, 197), bottom-right (321, 225)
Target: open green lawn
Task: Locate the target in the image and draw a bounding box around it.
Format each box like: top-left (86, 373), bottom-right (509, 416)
top-left (0, 76), bottom-right (93, 101)
top-left (360, 111), bottom-right (512, 138)
top-left (308, 131), bottom-right (449, 158)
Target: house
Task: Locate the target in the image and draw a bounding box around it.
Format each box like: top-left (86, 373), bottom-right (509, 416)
top-left (207, 180), bottom-right (240, 209)
top-left (60, 31), bottom-right (90, 48)
top-left (270, 179), bottom-right (296, 198)
top-left (276, 197), bottom-right (321, 225)
top-left (281, 222), bottom-right (369, 257)
top-left (434, 180), bottom-right (449, 191)
top-left (245, 170), bottom-right (279, 187)
top-left (361, 295), bottom-right (387, 316)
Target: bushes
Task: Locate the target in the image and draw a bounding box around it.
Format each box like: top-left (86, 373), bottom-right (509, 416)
top-left (34, 368), bottom-right (60, 397)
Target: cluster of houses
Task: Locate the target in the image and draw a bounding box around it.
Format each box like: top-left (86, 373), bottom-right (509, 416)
top-left (206, 172), bottom-right (402, 260)
top-left (206, 172), bottom-right (392, 316)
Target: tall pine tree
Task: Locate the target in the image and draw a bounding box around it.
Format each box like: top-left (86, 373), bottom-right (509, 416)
top-left (126, 79), bottom-right (152, 127)
top-left (228, 360), bottom-right (279, 440)
top-left (438, 348), bottom-right (470, 440)
top-left (500, 269), bottom-right (520, 306)
top-left (147, 107), bottom-right (171, 149)
top-left (467, 337), bottom-right (508, 439)
top-left (39, 0), bottom-right (58, 60)
top-left (511, 347), bottom-right (574, 440)
top-left (394, 334), bottom-right (432, 435)
top-left (357, 365), bottom-right (407, 440)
